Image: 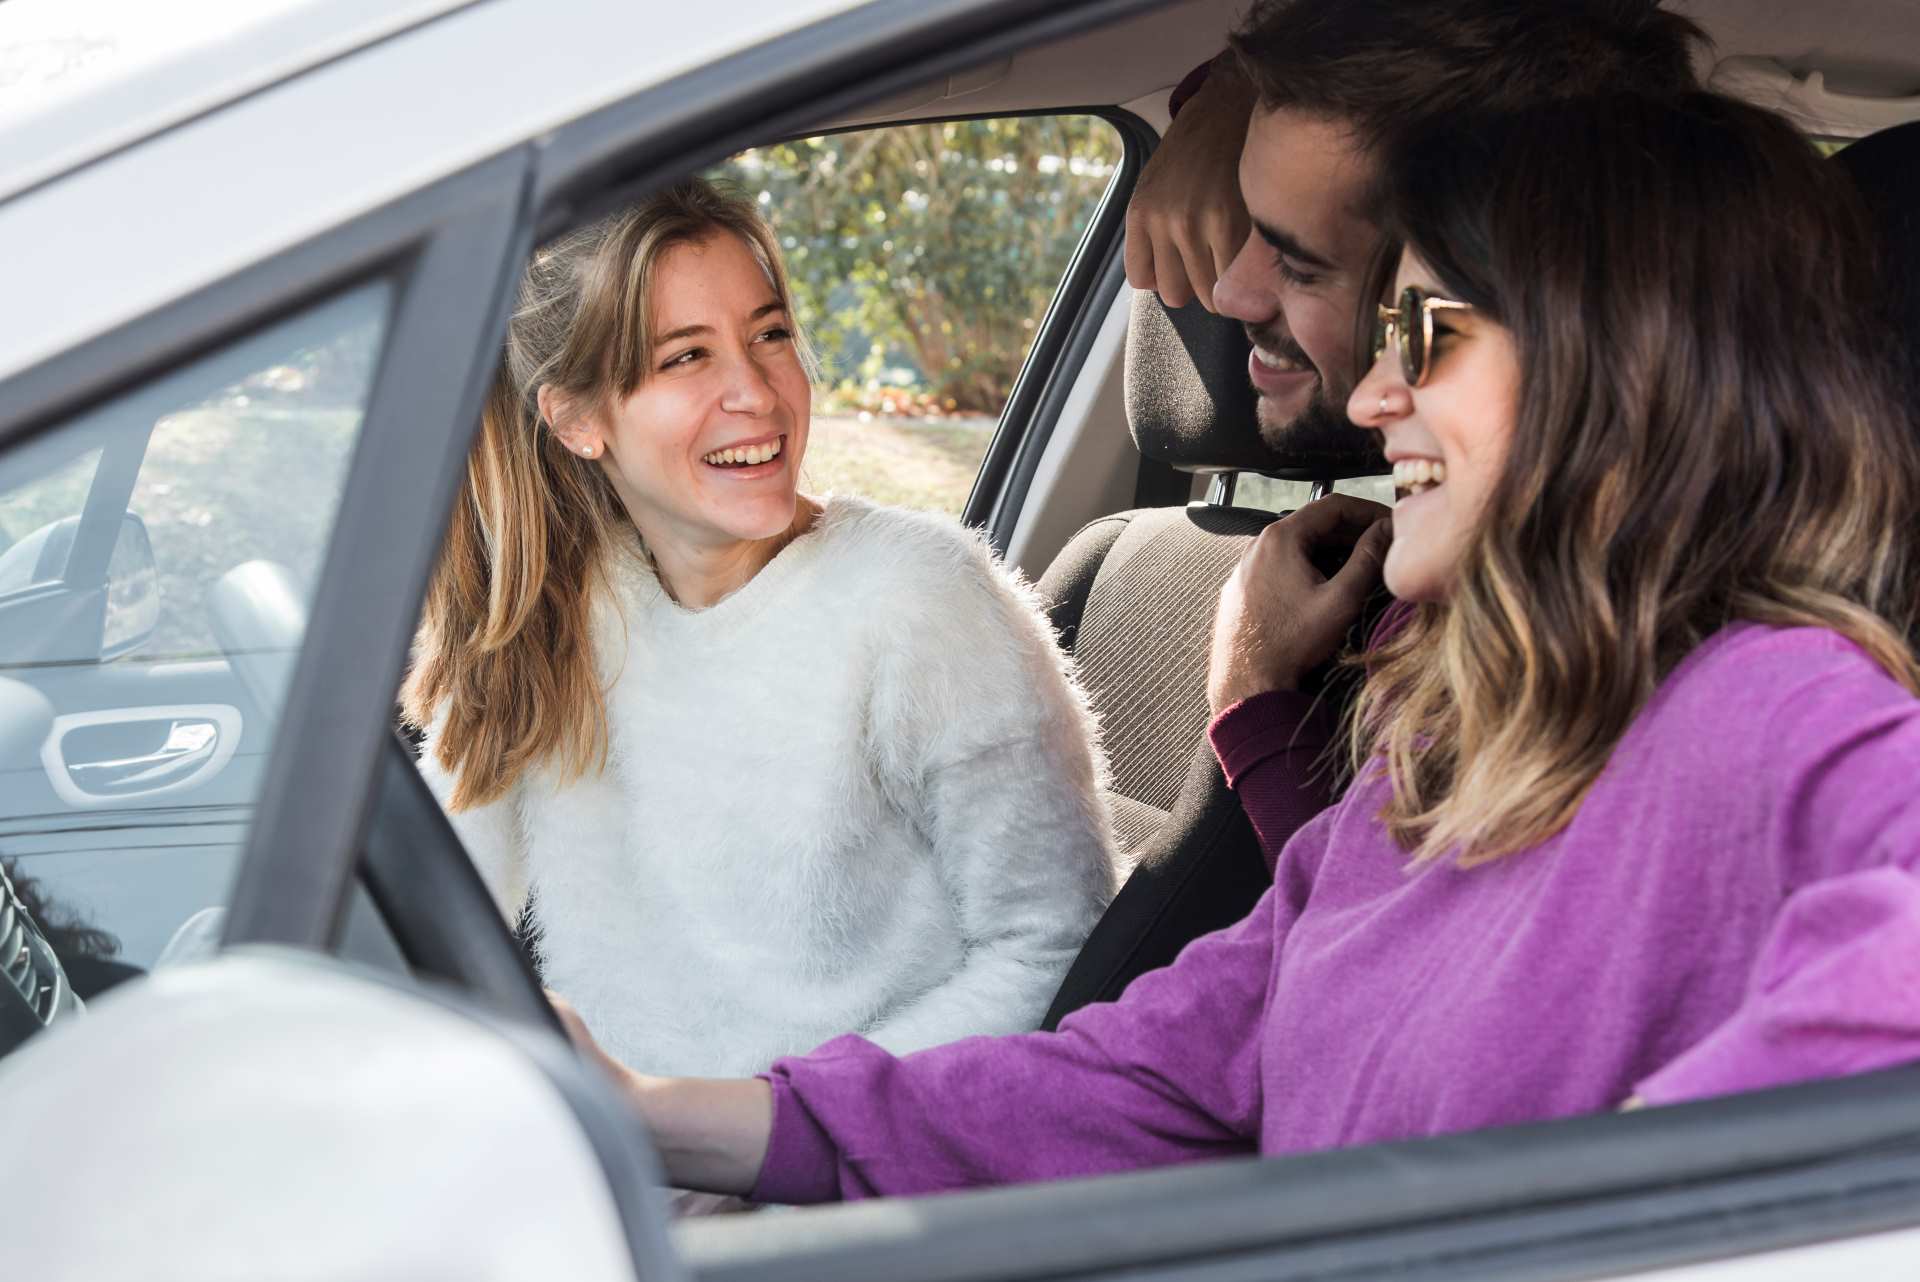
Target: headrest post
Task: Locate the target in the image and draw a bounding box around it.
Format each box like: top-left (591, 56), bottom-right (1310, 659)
top-left (1308, 479), bottom-right (1332, 502)
top-left (1205, 472), bottom-right (1239, 508)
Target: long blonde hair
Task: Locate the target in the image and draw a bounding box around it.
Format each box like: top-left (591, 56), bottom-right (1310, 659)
top-left (402, 178), bottom-right (808, 810)
top-left (1351, 93), bottom-right (1920, 865)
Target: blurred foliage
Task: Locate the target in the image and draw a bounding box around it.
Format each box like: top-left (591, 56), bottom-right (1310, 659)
top-left (713, 116), bottom-right (1121, 415)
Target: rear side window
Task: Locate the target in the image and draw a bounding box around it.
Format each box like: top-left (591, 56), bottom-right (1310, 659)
top-left (1235, 473), bottom-right (1396, 512)
top-left (713, 115), bottom-right (1123, 514)
top-left (0, 282), bottom-right (390, 1056)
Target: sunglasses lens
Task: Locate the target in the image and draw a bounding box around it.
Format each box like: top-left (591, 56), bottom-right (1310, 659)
top-left (1398, 285), bottom-right (1425, 385)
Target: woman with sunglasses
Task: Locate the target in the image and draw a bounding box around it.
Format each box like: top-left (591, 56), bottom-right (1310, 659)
top-left (557, 91), bottom-right (1920, 1200)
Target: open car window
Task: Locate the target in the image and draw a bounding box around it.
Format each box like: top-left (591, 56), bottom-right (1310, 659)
top-left (709, 114), bottom-right (1124, 516)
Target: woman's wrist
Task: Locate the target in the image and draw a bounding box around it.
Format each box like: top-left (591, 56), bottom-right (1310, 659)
top-left (627, 1073), bottom-right (775, 1196)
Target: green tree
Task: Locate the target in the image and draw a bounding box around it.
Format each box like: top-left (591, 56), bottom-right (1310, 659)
top-left (714, 116), bottom-right (1119, 415)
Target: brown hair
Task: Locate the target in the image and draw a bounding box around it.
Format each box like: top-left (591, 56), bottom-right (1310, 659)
top-left (1228, 0), bottom-right (1706, 151)
top-left (1352, 91), bottom-right (1920, 864)
top-left (402, 178), bottom-right (809, 810)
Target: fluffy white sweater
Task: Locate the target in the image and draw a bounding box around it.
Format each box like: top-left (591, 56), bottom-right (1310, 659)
top-left (419, 496), bottom-right (1118, 1077)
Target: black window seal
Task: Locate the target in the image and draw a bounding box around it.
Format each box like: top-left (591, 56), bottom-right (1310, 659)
top-left (360, 731), bottom-right (560, 1032)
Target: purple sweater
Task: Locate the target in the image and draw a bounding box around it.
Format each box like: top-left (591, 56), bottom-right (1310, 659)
top-left (752, 625), bottom-right (1920, 1203)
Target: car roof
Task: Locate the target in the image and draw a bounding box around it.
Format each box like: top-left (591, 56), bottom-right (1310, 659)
top-left (0, 0), bottom-right (865, 384)
top-left (0, 0), bottom-right (479, 203)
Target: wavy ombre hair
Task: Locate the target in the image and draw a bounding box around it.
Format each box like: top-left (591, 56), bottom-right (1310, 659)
top-left (1352, 93), bottom-right (1920, 864)
top-left (403, 178), bottom-right (810, 810)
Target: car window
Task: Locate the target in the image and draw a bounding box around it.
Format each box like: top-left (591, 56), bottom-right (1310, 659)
top-left (1235, 471), bottom-right (1397, 512)
top-left (711, 115), bottom-right (1123, 515)
top-left (0, 281), bottom-right (391, 1057)
top-left (0, 447), bottom-right (103, 594)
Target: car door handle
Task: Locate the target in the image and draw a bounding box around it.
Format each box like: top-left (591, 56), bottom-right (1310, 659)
top-left (67, 719), bottom-right (219, 790)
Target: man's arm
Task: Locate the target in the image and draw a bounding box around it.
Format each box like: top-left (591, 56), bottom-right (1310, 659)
top-left (1125, 54), bottom-right (1256, 312)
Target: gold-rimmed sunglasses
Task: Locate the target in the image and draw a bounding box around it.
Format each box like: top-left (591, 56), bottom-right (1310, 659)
top-left (1373, 284), bottom-right (1473, 387)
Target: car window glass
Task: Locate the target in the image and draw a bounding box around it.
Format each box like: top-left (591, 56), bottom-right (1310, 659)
top-left (131, 319), bottom-right (380, 660)
top-left (0, 281), bottom-right (391, 1062)
top-left (0, 447), bottom-right (103, 594)
top-left (711, 115), bottom-right (1123, 514)
top-left (1235, 472), bottom-right (1396, 513)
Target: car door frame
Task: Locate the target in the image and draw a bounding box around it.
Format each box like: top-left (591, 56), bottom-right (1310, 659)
top-left (0, 146), bottom-right (541, 950)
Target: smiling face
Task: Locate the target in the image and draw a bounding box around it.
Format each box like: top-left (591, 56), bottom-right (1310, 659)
top-left (1214, 107), bottom-right (1386, 458)
top-left (574, 231), bottom-right (810, 559)
top-left (1347, 250), bottom-right (1520, 603)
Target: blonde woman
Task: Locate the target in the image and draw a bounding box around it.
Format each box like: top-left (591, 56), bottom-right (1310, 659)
top-left (404, 179), bottom-right (1116, 1080)
top-left (561, 93), bottom-right (1920, 1201)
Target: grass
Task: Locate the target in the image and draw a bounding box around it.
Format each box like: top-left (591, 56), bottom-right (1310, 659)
top-left (800, 413), bottom-right (996, 514)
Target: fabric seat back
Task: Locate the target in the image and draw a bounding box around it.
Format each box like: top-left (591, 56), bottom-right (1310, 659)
top-left (1039, 292), bottom-right (1379, 1026)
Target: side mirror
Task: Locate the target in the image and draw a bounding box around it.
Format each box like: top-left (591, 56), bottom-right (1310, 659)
top-left (0, 512), bottom-right (160, 661)
top-left (101, 512), bottom-right (158, 659)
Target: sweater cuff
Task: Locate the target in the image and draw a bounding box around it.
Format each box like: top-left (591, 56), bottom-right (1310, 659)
top-left (1208, 689), bottom-right (1336, 788)
top-left (748, 1064), bottom-right (844, 1205)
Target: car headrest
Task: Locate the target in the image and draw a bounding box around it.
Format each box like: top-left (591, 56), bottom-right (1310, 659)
top-left (1123, 291), bottom-right (1385, 480)
top-left (1836, 122), bottom-right (1920, 401)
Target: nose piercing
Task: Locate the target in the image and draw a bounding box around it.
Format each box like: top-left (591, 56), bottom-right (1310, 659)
top-left (1378, 395), bottom-right (1390, 417)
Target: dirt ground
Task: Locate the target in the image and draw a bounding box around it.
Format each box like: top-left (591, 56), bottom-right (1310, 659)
top-left (799, 413), bottom-right (996, 514)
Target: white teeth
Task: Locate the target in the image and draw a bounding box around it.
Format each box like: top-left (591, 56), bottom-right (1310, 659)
top-left (703, 438), bottom-right (783, 467)
top-left (1253, 346), bottom-right (1303, 372)
top-left (1392, 458), bottom-right (1447, 493)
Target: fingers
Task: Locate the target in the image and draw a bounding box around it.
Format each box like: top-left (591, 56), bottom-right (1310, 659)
top-left (1152, 234), bottom-right (1195, 310)
top-left (1182, 234), bottom-right (1218, 313)
top-left (1124, 203), bottom-right (1156, 292)
top-left (1276, 492), bottom-right (1393, 543)
top-left (1329, 517), bottom-right (1391, 604)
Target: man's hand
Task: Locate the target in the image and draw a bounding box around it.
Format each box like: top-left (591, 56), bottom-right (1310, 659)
top-left (1207, 495), bottom-right (1391, 716)
top-left (1125, 59), bottom-right (1255, 312)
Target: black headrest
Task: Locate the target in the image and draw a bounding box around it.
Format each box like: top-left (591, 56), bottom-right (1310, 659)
top-left (1123, 291), bottom-right (1384, 480)
top-left (1836, 121), bottom-right (1920, 401)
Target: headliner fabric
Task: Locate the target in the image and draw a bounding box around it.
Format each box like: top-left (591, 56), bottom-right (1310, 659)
top-left (1837, 122), bottom-right (1920, 403)
top-left (1123, 289), bottom-right (1386, 479)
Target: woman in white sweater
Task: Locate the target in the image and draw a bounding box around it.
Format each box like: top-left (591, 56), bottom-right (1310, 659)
top-left (402, 178), bottom-right (1118, 1080)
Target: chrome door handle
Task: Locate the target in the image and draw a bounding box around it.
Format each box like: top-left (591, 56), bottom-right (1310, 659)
top-left (67, 719), bottom-right (219, 790)
top-left (41, 703), bottom-right (242, 807)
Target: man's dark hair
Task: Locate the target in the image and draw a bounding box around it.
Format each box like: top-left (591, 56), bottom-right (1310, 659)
top-left (1228, 0), bottom-right (1708, 149)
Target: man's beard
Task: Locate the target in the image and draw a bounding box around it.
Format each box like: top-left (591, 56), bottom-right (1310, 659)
top-left (1247, 323), bottom-right (1385, 470)
top-left (1256, 384), bottom-right (1358, 456)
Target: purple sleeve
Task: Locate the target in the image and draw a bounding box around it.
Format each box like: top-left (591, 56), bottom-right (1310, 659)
top-left (1637, 868), bottom-right (1920, 1103)
top-left (1208, 690), bottom-right (1341, 874)
top-left (1637, 634), bottom-right (1920, 1104)
top-left (750, 879), bottom-right (1298, 1203)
